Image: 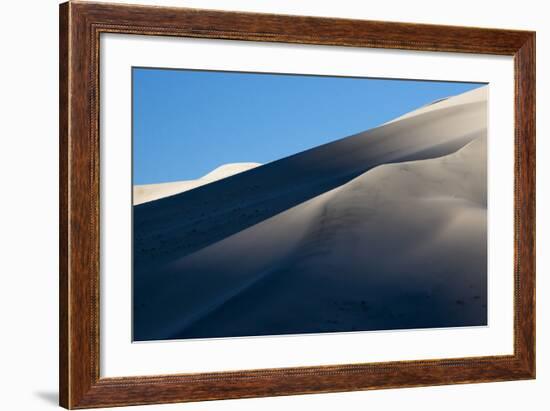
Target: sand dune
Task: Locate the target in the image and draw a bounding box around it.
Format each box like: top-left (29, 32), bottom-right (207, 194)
top-left (133, 86), bottom-right (488, 341)
top-left (133, 162), bottom-right (261, 205)
top-left (133, 86), bottom-right (487, 275)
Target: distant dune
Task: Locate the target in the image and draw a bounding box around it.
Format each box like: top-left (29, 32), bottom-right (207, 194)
top-left (134, 162), bottom-right (261, 205)
top-left (133, 86), bottom-right (488, 341)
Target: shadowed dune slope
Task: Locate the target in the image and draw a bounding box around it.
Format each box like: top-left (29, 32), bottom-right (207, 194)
top-left (133, 86), bottom-right (487, 275)
top-left (133, 86), bottom-right (488, 341)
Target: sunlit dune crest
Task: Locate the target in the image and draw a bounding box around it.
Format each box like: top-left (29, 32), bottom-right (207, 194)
top-left (133, 162), bottom-right (261, 205)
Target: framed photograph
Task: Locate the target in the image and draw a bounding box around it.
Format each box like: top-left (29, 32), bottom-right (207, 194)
top-left (59, 1), bottom-right (535, 408)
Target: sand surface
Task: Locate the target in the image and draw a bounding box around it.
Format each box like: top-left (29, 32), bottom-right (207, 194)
top-left (133, 163), bottom-right (261, 205)
top-left (133, 86), bottom-right (488, 341)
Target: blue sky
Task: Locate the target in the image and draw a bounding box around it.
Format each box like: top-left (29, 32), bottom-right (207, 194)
top-left (133, 68), bottom-right (484, 184)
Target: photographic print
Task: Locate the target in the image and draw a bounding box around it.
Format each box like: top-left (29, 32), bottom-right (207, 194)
top-left (132, 68), bottom-right (488, 342)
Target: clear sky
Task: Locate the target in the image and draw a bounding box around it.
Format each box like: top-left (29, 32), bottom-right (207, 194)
top-left (133, 68), bottom-right (484, 185)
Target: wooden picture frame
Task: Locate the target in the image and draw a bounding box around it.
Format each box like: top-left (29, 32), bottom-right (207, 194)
top-left (59, 1), bottom-right (535, 408)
